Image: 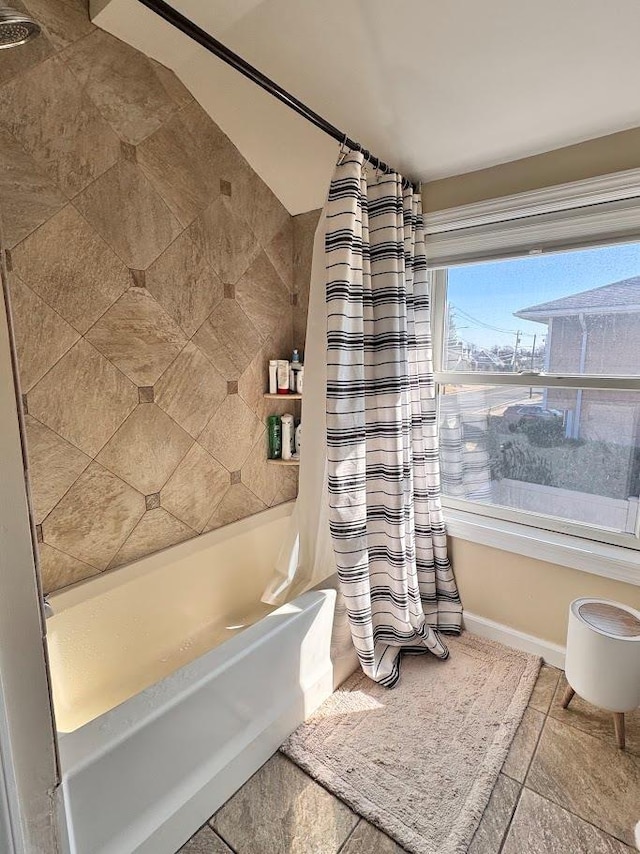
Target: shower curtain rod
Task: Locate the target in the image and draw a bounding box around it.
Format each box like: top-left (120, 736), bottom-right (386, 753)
top-left (136, 0), bottom-right (417, 190)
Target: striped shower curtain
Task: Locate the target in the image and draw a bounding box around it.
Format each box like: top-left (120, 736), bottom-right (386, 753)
top-left (326, 150), bottom-right (462, 686)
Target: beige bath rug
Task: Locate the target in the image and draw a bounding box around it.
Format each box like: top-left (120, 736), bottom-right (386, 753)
top-left (282, 632), bottom-right (540, 854)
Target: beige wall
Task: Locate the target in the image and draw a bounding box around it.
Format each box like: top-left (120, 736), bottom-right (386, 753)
top-left (0, 4), bottom-right (313, 594)
top-left (423, 126), bottom-right (640, 212)
top-left (450, 537), bottom-right (640, 648)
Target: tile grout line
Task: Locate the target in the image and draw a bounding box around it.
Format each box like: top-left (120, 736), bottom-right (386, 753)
top-left (335, 818), bottom-right (362, 854)
top-left (498, 669), bottom-right (559, 853)
top-left (521, 671), bottom-right (635, 851)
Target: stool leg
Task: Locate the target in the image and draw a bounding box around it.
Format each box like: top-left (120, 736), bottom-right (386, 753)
top-left (561, 685), bottom-right (575, 709)
top-left (613, 713), bottom-right (625, 750)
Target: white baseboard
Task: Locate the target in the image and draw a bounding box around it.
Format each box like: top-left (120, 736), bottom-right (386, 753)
top-left (463, 611), bottom-right (566, 669)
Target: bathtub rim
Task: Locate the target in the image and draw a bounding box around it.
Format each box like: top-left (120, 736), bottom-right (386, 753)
top-left (48, 501), bottom-right (294, 614)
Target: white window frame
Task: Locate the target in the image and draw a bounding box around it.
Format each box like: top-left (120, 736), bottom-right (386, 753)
top-left (425, 168), bottom-right (640, 584)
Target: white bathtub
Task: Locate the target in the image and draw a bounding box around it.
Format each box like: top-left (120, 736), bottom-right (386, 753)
top-left (47, 504), bottom-right (356, 854)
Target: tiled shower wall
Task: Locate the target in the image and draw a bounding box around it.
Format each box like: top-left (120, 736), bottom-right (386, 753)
top-left (0, 0), bottom-right (317, 594)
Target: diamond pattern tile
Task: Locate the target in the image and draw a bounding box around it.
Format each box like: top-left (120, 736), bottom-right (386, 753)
top-left (0, 55), bottom-right (120, 197)
top-left (42, 462), bottom-right (145, 569)
top-left (145, 230), bottom-right (223, 337)
top-left (85, 288), bottom-right (188, 386)
top-left (7, 275), bottom-right (79, 391)
top-left (22, 0), bottom-right (94, 51)
top-left (96, 403), bottom-right (193, 495)
top-left (154, 342), bottom-right (227, 439)
top-left (38, 542), bottom-right (99, 595)
top-left (0, 5), bottom-right (54, 89)
top-left (137, 102), bottom-right (226, 227)
top-left (205, 483), bottom-right (266, 532)
top-left (236, 251), bottom-right (292, 344)
top-left (27, 339), bottom-right (138, 456)
top-left (188, 196), bottom-right (260, 285)
top-left (241, 433), bottom-right (279, 507)
top-left (265, 219), bottom-right (294, 291)
top-left (64, 28), bottom-right (178, 145)
top-left (23, 415), bottom-right (91, 523)
top-left (199, 395), bottom-right (264, 472)
top-left (192, 299), bottom-right (262, 382)
top-left (74, 160), bottom-right (182, 269)
top-left (11, 204), bottom-right (130, 333)
top-left (161, 443), bottom-right (230, 532)
top-left (0, 126), bottom-right (66, 249)
top-left (109, 508), bottom-right (195, 568)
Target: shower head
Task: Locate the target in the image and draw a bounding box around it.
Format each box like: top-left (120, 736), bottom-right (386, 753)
top-left (0, 4), bottom-right (40, 49)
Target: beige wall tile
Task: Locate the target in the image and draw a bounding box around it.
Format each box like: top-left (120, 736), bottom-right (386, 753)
top-left (27, 338), bottom-right (138, 456)
top-left (188, 196), bottom-right (260, 285)
top-left (0, 126), bottom-right (66, 248)
top-left (199, 394), bottom-right (264, 472)
top-left (265, 219), bottom-right (294, 291)
top-left (193, 299), bottom-right (262, 381)
top-left (137, 103), bottom-right (225, 227)
top-left (148, 59), bottom-right (193, 110)
top-left (96, 403), bottom-right (193, 495)
top-left (145, 231), bottom-right (223, 337)
top-left (86, 288), bottom-right (187, 386)
top-left (74, 160), bottom-right (181, 268)
top-left (0, 55), bottom-right (121, 197)
top-left (37, 542), bottom-right (99, 595)
top-left (23, 415), bottom-right (91, 523)
top-left (154, 342), bottom-right (227, 439)
top-left (42, 462), bottom-right (145, 569)
top-left (7, 275), bottom-right (79, 391)
top-left (232, 169), bottom-right (290, 249)
top-left (108, 508), bottom-right (195, 568)
top-left (236, 251), bottom-right (291, 344)
top-left (10, 204), bottom-right (130, 333)
top-left (179, 827), bottom-right (232, 854)
top-left (204, 483), bottom-right (266, 532)
top-left (0, 9), bottom-right (54, 88)
top-left (22, 0), bottom-right (94, 51)
top-left (161, 443), bottom-right (230, 532)
top-left (241, 433), bottom-right (279, 506)
top-left (64, 29), bottom-right (178, 144)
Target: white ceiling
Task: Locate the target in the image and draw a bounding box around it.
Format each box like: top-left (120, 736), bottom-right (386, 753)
top-left (93, 0), bottom-right (640, 214)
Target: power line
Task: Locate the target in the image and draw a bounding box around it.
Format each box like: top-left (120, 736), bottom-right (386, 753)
top-left (450, 305), bottom-right (537, 338)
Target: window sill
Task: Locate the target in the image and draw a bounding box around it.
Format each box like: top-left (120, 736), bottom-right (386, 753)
top-left (444, 507), bottom-right (640, 587)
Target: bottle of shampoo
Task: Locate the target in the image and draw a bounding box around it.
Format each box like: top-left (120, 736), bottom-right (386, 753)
top-left (289, 349), bottom-right (301, 392)
top-left (294, 422), bottom-right (302, 458)
top-left (281, 414), bottom-right (294, 460)
top-left (268, 360), bottom-right (278, 394)
top-left (277, 360), bottom-right (290, 394)
top-left (267, 415), bottom-right (282, 459)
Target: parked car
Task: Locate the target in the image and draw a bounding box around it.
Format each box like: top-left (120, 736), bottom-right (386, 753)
top-left (502, 405), bottom-right (563, 426)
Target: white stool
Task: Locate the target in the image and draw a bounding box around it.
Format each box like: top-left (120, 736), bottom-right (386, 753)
top-left (563, 598), bottom-right (640, 750)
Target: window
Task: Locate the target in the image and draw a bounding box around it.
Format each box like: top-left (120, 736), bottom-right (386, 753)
top-left (428, 180), bottom-right (640, 553)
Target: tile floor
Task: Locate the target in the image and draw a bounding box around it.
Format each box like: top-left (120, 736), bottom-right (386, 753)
top-left (178, 665), bottom-right (640, 853)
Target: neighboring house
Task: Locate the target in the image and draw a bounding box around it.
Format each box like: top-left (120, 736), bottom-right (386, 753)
top-left (515, 277), bottom-right (640, 446)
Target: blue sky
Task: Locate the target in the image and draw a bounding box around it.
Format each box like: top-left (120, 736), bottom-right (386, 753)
top-left (447, 241), bottom-right (640, 349)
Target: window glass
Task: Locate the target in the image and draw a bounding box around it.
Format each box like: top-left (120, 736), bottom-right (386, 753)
top-left (444, 243), bottom-right (640, 375)
top-left (439, 384), bottom-right (640, 535)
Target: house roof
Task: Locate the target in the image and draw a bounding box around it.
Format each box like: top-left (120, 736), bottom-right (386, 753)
top-left (515, 276), bottom-right (640, 323)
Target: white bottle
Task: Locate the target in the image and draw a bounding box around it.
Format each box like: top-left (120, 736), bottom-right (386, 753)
top-left (289, 349), bottom-right (301, 392)
top-left (281, 414), bottom-right (294, 460)
top-left (268, 360), bottom-right (278, 394)
top-left (295, 365), bottom-right (304, 394)
top-left (294, 422), bottom-right (302, 458)
top-left (277, 360), bottom-right (290, 395)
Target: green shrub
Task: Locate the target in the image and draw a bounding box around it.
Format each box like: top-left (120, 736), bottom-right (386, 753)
top-left (520, 418), bottom-right (564, 448)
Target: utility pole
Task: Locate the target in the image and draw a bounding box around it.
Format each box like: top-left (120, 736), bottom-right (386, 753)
top-left (511, 330), bottom-right (521, 369)
top-left (529, 333), bottom-right (537, 398)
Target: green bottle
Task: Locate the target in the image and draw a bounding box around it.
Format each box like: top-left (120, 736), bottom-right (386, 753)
top-left (267, 415), bottom-right (282, 459)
